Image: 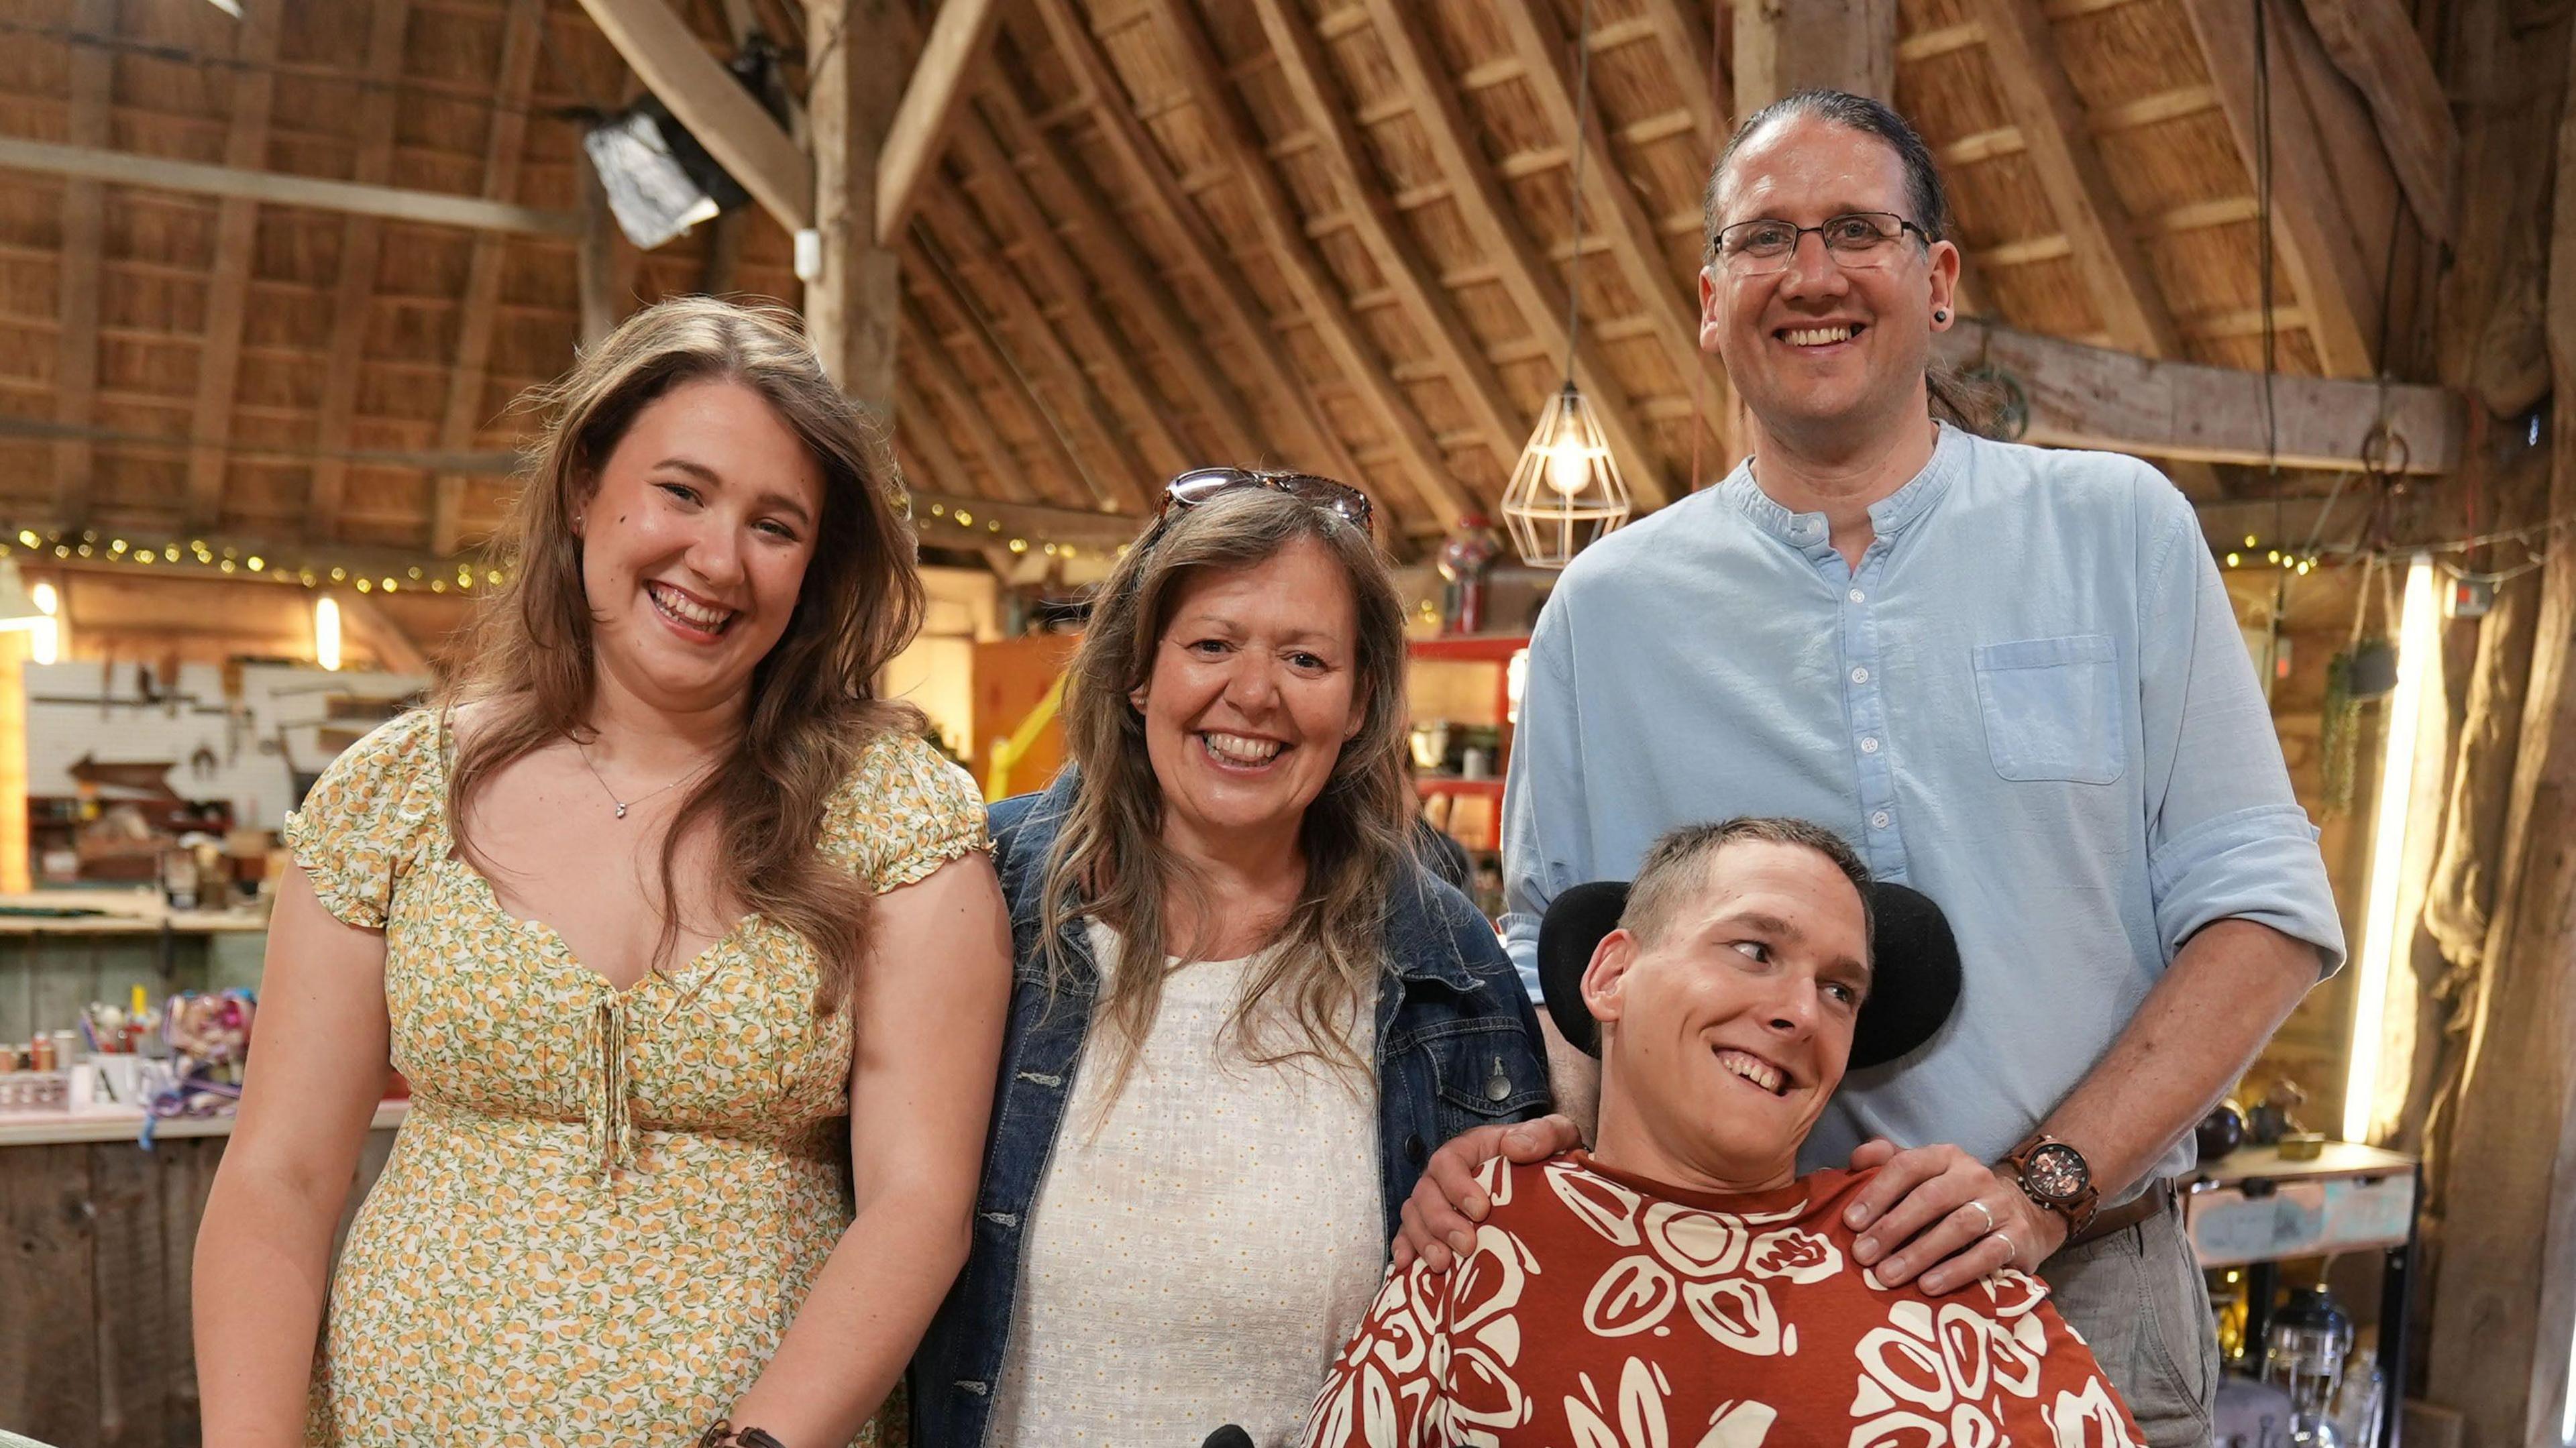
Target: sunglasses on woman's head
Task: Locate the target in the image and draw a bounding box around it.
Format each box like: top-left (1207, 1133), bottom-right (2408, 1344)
top-left (1157, 467), bottom-right (1375, 533)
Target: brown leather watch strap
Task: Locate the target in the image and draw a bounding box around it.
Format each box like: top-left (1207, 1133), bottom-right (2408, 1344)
top-left (2063, 1179), bottom-right (2176, 1249)
top-left (698, 1423), bottom-right (788, 1448)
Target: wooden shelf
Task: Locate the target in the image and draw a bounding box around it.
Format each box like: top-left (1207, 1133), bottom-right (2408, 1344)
top-left (1407, 633), bottom-right (1529, 663)
top-left (1416, 775), bottom-right (1505, 797)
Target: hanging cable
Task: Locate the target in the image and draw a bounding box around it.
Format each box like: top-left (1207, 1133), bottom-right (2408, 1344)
top-left (1558, 0), bottom-right (1597, 390)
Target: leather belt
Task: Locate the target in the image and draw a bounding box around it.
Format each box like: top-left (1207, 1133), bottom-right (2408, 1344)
top-left (2065, 1178), bottom-right (2176, 1249)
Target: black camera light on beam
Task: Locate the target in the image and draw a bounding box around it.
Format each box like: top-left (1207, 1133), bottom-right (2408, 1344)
top-left (583, 97), bottom-right (751, 251)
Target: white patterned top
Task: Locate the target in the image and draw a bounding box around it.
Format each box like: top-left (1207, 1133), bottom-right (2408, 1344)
top-left (987, 921), bottom-right (1385, 1447)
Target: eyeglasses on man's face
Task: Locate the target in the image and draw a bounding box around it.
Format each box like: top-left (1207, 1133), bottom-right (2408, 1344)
top-left (1713, 212), bottom-right (1932, 276)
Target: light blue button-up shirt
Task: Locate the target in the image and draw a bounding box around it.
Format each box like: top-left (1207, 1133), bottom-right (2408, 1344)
top-left (1501, 423), bottom-right (2345, 1190)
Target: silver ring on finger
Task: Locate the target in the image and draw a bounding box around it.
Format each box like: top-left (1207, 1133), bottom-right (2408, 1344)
top-left (1967, 1199), bottom-right (1996, 1235)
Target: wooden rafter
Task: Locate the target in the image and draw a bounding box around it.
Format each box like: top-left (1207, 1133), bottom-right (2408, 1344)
top-left (1249, 0), bottom-right (1527, 478)
top-left (1142, 0), bottom-right (1477, 531)
top-left (906, 227), bottom-right (1105, 512)
top-left (2296, 0), bottom-right (2457, 243)
top-left (914, 191), bottom-right (1154, 513)
top-left (182, 0), bottom-right (284, 532)
top-left (1028, 0), bottom-right (1364, 490)
top-left (575, 0), bottom-right (812, 230)
top-left (973, 64), bottom-right (1268, 466)
top-left (428, 0), bottom-right (546, 557)
top-left (1639, 1), bottom-right (1728, 159)
top-left (949, 111), bottom-right (1196, 480)
top-left (1362, 0), bottom-right (1675, 505)
top-left (901, 297), bottom-right (1045, 508)
top-left (0, 137), bottom-right (578, 237)
top-left (892, 383), bottom-right (978, 503)
top-left (50, 0), bottom-right (115, 528)
top-left (2181, 0), bottom-right (2379, 377)
top-left (1497, 0), bottom-right (1731, 436)
top-left (309, 0), bottom-right (413, 545)
top-left (1734, 0), bottom-right (1896, 111)
top-left (876, 0), bottom-right (1006, 244)
top-left (1966, 0), bottom-right (2185, 358)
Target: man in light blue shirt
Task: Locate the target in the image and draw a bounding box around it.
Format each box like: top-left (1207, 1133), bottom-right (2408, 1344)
top-left (1397, 92), bottom-right (2341, 1443)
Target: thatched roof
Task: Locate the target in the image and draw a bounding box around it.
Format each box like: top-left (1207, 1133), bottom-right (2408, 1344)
top-left (0, 0), bottom-right (2438, 566)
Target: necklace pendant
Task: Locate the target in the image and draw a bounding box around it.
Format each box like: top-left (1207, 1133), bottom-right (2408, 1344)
top-left (614, 803), bottom-right (628, 819)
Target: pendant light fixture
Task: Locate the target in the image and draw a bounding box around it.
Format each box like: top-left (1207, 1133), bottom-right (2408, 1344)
top-left (1501, 0), bottom-right (1633, 568)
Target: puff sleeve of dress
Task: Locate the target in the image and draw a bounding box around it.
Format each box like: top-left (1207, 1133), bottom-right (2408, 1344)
top-left (282, 708), bottom-right (445, 931)
top-left (824, 730), bottom-right (991, 893)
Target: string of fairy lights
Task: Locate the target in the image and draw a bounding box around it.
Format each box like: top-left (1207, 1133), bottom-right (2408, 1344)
top-left (0, 526), bottom-right (507, 596)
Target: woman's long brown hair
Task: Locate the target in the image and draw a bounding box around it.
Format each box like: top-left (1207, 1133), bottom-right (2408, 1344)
top-left (1038, 489), bottom-right (1415, 1104)
top-left (439, 297), bottom-right (925, 1012)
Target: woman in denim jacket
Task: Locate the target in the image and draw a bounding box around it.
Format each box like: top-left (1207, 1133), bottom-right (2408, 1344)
top-left (911, 472), bottom-right (1550, 1448)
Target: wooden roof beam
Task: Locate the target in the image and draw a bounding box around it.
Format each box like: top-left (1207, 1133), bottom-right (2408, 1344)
top-left (182, 0), bottom-right (284, 533)
top-left (1143, 0), bottom-right (1478, 531)
top-left (0, 137), bottom-right (579, 236)
top-left (973, 62), bottom-right (1268, 466)
top-left (1029, 0), bottom-right (1365, 490)
top-left (906, 213), bottom-right (1123, 514)
top-left (428, 0), bottom-right (546, 557)
top-left (2296, 0), bottom-right (2457, 243)
top-left (574, 0), bottom-right (814, 230)
top-left (52, 0), bottom-right (114, 530)
top-left (1735, 0), bottom-right (1896, 111)
top-left (1499, 0), bottom-right (1733, 445)
top-left (1639, 2), bottom-right (1727, 158)
top-left (1249, 0), bottom-right (1527, 474)
top-left (1967, 0), bottom-right (2185, 358)
top-left (2182, 0), bottom-right (2381, 378)
top-left (900, 296), bottom-right (1046, 508)
top-left (309, 0), bottom-right (413, 545)
top-left (1362, 0), bottom-right (1674, 505)
top-left (913, 193), bottom-right (1156, 514)
top-left (949, 111), bottom-right (1197, 480)
top-left (875, 0), bottom-right (1006, 244)
top-left (1935, 318), bottom-right (2459, 472)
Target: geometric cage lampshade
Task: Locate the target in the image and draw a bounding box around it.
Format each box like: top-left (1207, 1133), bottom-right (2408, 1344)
top-left (1501, 381), bottom-right (1633, 568)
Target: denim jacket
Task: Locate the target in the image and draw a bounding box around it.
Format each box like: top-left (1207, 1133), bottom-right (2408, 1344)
top-left (910, 771), bottom-right (1551, 1448)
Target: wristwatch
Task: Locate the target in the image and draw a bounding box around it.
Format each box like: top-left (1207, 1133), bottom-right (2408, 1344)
top-left (697, 1424), bottom-right (787, 1448)
top-left (2002, 1133), bottom-right (2099, 1235)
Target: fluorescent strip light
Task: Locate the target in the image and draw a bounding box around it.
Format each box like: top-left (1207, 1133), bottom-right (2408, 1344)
top-left (2343, 555), bottom-right (2437, 1144)
top-left (315, 596), bottom-right (342, 672)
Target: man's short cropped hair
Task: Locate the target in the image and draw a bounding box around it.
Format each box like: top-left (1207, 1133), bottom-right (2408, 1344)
top-left (1618, 818), bottom-right (1874, 954)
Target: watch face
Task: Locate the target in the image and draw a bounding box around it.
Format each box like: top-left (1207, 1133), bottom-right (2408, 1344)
top-left (2023, 1142), bottom-right (2090, 1203)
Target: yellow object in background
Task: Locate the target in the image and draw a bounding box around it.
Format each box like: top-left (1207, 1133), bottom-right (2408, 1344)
top-left (985, 675), bottom-right (1065, 803)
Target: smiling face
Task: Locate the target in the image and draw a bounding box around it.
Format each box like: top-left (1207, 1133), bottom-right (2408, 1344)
top-left (1132, 535), bottom-right (1366, 867)
top-left (1699, 113), bottom-right (1960, 449)
top-left (1585, 838), bottom-right (1874, 1190)
top-left (576, 377), bottom-right (824, 717)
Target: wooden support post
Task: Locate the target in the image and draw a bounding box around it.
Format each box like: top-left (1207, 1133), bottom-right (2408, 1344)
top-left (2420, 20), bottom-right (2576, 1439)
top-left (308, 0), bottom-right (411, 545)
top-left (1143, 0), bottom-right (1477, 532)
top-left (1734, 0), bottom-right (1896, 112)
top-left (427, 0), bottom-right (544, 557)
top-left (580, 148), bottom-right (624, 347)
top-left (2296, 0), bottom-right (2458, 244)
top-left (806, 0), bottom-right (902, 412)
top-left (1030, 0), bottom-right (1364, 488)
top-left (52, 0), bottom-right (113, 531)
top-left (1362, 0), bottom-right (1674, 504)
top-left (182, 0), bottom-right (282, 533)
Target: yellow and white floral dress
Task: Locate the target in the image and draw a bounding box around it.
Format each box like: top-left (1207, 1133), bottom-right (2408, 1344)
top-left (288, 709), bottom-right (985, 1448)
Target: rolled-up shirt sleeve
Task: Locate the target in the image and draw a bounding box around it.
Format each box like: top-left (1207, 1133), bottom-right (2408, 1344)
top-left (1501, 603), bottom-right (1591, 1001)
top-left (2135, 492), bottom-right (2347, 974)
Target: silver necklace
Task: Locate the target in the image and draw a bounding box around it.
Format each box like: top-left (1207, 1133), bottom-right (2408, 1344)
top-left (574, 740), bottom-right (712, 820)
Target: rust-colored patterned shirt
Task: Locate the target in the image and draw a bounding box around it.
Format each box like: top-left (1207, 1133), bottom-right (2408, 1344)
top-left (1303, 1153), bottom-right (2144, 1448)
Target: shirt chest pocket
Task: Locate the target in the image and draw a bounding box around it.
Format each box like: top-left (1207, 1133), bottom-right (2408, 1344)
top-left (1971, 634), bottom-right (2126, 785)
